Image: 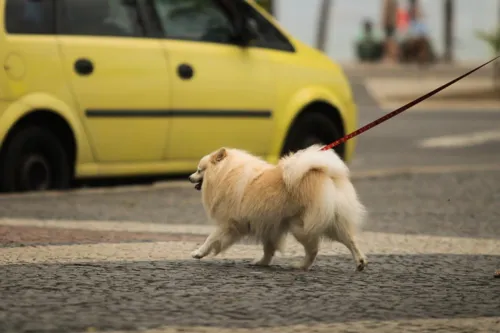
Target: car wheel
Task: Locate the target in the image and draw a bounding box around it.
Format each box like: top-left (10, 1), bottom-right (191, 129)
top-left (281, 111), bottom-right (345, 159)
top-left (0, 126), bottom-right (71, 193)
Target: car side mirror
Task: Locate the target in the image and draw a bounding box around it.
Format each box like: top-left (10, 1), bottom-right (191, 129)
top-left (221, 0), bottom-right (258, 47)
top-left (237, 19), bottom-right (259, 46)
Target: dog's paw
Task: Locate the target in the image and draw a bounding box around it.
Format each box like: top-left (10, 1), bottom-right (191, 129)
top-left (356, 258), bottom-right (367, 271)
top-left (191, 250), bottom-right (204, 260)
top-left (293, 263), bottom-right (312, 272)
top-left (251, 258), bottom-right (271, 267)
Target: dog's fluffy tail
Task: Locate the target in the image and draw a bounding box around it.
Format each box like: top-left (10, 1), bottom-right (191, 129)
top-left (280, 145), bottom-right (366, 236)
top-left (280, 145), bottom-right (350, 185)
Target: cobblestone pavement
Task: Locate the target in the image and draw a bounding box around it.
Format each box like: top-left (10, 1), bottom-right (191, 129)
top-left (1, 253), bottom-right (499, 333)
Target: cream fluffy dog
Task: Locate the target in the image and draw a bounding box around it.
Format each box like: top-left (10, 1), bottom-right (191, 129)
top-left (188, 145), bottom-right (367, 271)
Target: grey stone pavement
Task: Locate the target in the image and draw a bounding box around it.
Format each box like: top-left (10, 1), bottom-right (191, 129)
top-left (1, 72), bottom-right (500, 333)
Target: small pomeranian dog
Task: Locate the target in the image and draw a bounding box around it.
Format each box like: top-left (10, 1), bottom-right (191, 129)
top-left (188, 145), bottom-right (367, 271)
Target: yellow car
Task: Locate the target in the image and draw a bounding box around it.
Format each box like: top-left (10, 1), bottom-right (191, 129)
top-left (0, 0), bottom-right (358, 193)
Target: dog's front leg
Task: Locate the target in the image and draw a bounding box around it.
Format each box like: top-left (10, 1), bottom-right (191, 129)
top-left (191, 227), bottom-right (241, 259)
top-left (191, 230), bottom-right (219, 259)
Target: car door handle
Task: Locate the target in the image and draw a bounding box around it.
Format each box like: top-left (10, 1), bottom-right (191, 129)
top-left (74, 58), bottom-right (94, 76)
top-left (177, 63), bottom-right (194, 80)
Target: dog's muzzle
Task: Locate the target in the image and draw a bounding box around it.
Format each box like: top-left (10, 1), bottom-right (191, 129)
top-left (194, 179), bottom-right (202, 191)
top-left (189, 175), bottom-right (203, 191)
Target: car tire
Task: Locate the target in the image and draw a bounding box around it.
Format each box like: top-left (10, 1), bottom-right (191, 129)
top-left (281, 111), bottom-right (345, 159)
top-left (0, 126), bottom-right (71, 193)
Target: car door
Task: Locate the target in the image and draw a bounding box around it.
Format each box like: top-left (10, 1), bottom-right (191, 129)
top-left (57, 0), bottom-right (172, 163)
top-left (150, 0), bottom-right (276, 162)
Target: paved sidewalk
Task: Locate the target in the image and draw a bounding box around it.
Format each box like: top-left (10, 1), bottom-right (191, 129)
top-left (1, 219), bottom-right (499, 333)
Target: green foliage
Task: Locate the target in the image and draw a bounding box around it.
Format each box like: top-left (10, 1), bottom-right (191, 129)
top-left (476, 26), bottom-right (500, 54)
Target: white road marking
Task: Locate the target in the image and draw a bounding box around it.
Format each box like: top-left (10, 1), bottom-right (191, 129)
top-left (418, 130), bottom-right (500, 148)
top-left (1, 219), bottom-right (499, 265)
top-left (0, 218), bottom-right (215, 235)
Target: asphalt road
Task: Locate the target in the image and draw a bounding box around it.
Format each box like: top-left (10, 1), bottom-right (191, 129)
top-left (1, 81), bottom-right (500, 333)
top-left (350, 80), bottom-right (500, 171)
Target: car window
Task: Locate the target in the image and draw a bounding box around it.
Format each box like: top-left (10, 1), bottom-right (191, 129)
top-left (59, 0), bottom-right (146, 37)
top-left (241, 2), bottom-right (295, 52)
top-left (152, 0), bottom-right (235, 44)
top-left (4, 0), bottom-right (55, 35)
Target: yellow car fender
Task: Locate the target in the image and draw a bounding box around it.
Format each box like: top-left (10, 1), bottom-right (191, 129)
top-left (0, 92), bottom-right (94, 165)
top-left (269, 85), bottom-right (355, 163)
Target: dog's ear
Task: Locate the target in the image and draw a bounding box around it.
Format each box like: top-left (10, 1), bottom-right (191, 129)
top-left (211, 147), bottom-right (227, 164)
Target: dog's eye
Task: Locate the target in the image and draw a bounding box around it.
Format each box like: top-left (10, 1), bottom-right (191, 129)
top-left (197, 168), bottom-right (203, 173)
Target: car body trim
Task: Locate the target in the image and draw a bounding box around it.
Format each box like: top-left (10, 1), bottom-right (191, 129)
top-left (85, 109), bottom-right (273, 118)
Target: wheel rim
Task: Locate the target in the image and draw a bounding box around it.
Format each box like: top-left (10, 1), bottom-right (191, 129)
top-left (20, 154), bottom-right (51, 191)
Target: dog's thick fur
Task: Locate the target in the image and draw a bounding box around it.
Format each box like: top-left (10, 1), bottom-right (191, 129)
top-left (188, 145), bottom-right (367, 271)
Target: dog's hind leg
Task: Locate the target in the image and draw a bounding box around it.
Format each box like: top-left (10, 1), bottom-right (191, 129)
top-left (326, 225), bottom-right (367, 271)
top-left (191, 227), bottom-right (241, 259)
top-left (290, 224), bottom-right (319, 271)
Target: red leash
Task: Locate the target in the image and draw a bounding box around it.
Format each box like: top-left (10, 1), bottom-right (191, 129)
top-left (321, 56), bottom-right (500, 151)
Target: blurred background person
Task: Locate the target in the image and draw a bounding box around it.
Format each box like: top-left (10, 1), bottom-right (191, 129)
top-left (400, 0), bottom-right (435, 64)
top-left (396, 1), bottom-right (410, 35)
top-left (381, 0), bottom-right (399, 62)
top-left (355, 18), bottom-right (383, 62)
